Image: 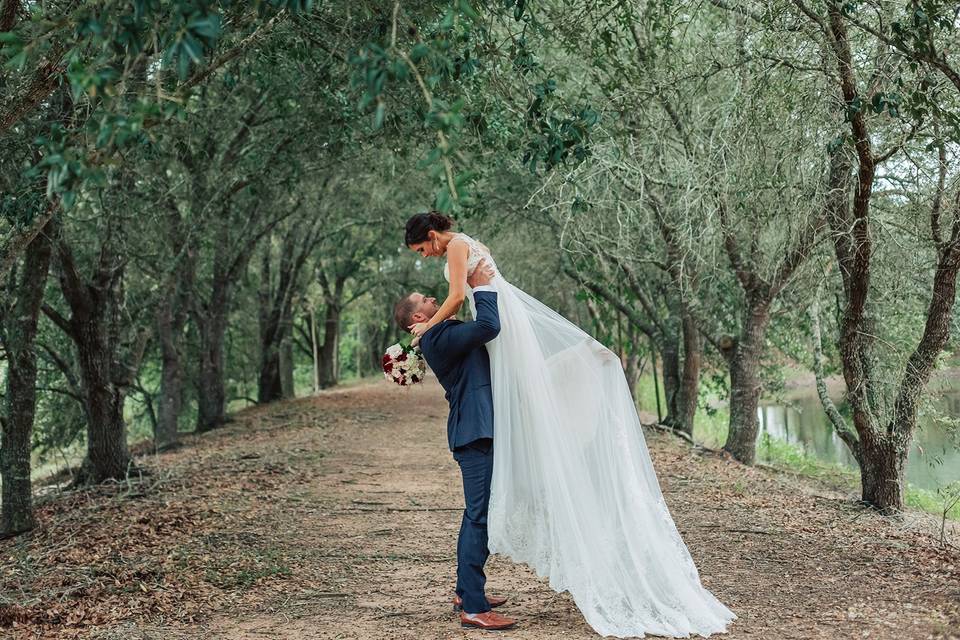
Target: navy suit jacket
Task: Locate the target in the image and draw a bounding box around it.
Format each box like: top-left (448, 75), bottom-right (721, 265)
top-left (419, 291), bottom-right (500, 451)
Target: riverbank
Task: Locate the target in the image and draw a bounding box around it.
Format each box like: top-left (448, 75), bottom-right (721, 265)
top-left (2, 379), bottom-right (958, 639)
top-left (632, 370), bottom-right (960, 522)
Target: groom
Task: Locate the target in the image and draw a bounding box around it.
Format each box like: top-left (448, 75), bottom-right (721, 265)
top-left (393, 260), bottom-right (516, 631)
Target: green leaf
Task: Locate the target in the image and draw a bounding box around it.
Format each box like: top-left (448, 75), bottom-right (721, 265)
top-left (827, 135), bottom-right (846, 154)
top-left (410, 43), bottom-right (430, 62)
top-left (181, 34), bottom-right (203, 63)
top-left (96, 122), bottom-right (113, 148)
top-left (189, 15), bottom-right (222, 40)
top-left (514, 0), bottom-right (526, 21)
top-left (177, 46), bottom-right (191, 79)
top-left (417, 147), bottom-right (442, 169)
top-left (459, 0), bottom-right (479, 20)
top-left (440, 9), bottom-right (455, 30)
top-left (435, 187), bottom-right (451, 212)
top-left (454, 170), bottom-right (475, 187)
top-left (4, 49), bottom-right (27, 71)
top-left (373, 101), bottom-right (385, 129)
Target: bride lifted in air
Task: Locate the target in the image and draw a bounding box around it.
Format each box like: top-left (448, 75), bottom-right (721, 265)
top-left (403, 211), bottom-right (736, 638)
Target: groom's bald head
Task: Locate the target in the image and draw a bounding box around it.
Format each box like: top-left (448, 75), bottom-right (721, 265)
top-left (394, 292), bottom-right (439, 332)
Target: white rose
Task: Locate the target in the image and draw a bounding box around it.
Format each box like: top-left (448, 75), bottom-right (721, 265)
top-left (386, 344), bottom-right (404, 359)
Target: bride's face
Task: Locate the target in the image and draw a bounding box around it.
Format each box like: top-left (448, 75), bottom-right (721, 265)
top-left (408, 231), bottom-right (444, 258)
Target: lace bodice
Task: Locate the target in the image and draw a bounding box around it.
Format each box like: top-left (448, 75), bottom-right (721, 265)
top-left (443, 233), bottom-right (500, 284)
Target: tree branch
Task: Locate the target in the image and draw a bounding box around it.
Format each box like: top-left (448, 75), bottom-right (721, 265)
top-left (0, 0), bottom-right (21, 31)
top-left (178, 14), bottom-right (282, 93)
top-left (40, 303), bottom-right (72, 338)
top-left (843, 12), bottom-right (960, 95)
top-left (717, 199), bottom-right (756, 292)
top-left (0, 202), bottom-right (57, 283)
top-left (0, 43), bottom-right (67, 136)
top-left (562, 265), bottom-right (657, 338)
top-left (37, 340), bottom-right (83, 404)
top-left (810, 296), bottom-right (861, 462)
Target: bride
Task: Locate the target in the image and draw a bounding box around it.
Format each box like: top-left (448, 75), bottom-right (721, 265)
top-left (405, 211), bottom-right (736, 638)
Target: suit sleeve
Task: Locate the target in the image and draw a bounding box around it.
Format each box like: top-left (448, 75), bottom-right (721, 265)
top-left (428, 291), bottom-right (500, 361)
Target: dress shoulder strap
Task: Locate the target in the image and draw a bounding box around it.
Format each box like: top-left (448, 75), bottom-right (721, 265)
top-left (456, 232), bottom-right (490, 257)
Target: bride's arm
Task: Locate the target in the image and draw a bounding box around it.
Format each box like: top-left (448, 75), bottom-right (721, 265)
top-left (411, 238), bottom-right (469, 336)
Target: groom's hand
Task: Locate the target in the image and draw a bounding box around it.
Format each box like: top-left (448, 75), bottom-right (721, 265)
top-left (468, 259), bottom-right (495, 288)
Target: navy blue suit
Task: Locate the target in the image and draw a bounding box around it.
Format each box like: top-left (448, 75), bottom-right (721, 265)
top-left (419, 290), bottom-right (500, 614)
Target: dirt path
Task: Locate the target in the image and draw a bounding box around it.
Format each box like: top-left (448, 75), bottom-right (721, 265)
top-left (3, 379), bottom-right (959, 640)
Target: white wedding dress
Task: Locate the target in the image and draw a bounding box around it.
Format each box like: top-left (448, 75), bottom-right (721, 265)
top-left (443, 233), bottom-right (736, 638)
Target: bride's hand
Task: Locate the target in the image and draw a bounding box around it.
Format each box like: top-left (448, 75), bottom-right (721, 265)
top-left (409, 322), bottom-right (429, 338)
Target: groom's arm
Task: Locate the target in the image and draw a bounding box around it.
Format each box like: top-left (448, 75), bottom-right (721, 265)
top-left (429, 291), bottom-right (500, 359)
top-left (467, 290), bottom-right (500, 343)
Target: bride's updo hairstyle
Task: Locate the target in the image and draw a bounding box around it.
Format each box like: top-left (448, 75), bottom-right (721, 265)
top-left (405, 211), bottom-right (454, 246)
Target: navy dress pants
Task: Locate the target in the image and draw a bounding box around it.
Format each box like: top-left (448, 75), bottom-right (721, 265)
top-left (452, 437), bottom-right (494, 614)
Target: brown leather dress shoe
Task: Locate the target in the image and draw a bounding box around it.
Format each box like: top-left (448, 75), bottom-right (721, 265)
top-left (452, 594), bottom-right (508, 611)
top-left (459, 610), bottom-right (517, 630)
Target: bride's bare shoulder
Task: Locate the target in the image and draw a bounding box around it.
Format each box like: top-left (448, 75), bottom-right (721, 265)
top-left (445, 236), bottom-right (469, 264)
top-left (455, 233), bottom-right (490, 255)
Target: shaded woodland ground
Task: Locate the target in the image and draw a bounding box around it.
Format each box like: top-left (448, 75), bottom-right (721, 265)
top-left (2, 379), bottom-right (958, 640)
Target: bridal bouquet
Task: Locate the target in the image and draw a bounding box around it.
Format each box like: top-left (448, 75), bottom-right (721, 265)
top-left (382, 343), bottom-right (426, 386)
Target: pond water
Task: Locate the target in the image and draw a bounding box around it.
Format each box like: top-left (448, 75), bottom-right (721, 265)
top-left (758, 386), bottom-right (960, 493)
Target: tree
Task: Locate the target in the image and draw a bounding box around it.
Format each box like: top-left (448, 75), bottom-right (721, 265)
top-left (41, 193), bottom-right (153, 483)
top-left (0, 216), bottom-right (54, 535)
top-left (799, 0), bottom-right (960, 512)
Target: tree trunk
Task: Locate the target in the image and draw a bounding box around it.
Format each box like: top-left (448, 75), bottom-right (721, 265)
top-left (196, 305), bottom-right (229, 432)
top-left (257, 341), bottom-right (283, 403)
top-left (155, 203), bottom-right (195, 451)
top-left (256, 244), bottom-right (283, 404)
top-left (674, 312), bottom-right (701, 436)
top-left (623, 351), bottom-right (643, 404)
top-left (50, 238), bottom-right (132, 484)
top-left (155, 272), bottom-right (192, 450)
top-left (722, 302), bottom-right (772, 465)
top-left (156, 308), bottom-right (184, 451)
top-left (1, 0), bottom-right (22, 32)
top-left (310, 307), bottom-right (320, 393)
top-left (255, 230), bottom-right (305, 403)
top-left (1, 217), bottom-right (54, 536)
top-left (318, 303), bottom-right (341, 389)
top-left (257, 320), bottom-right (295, 404)
top-left (859, 432), bottom-right (907, 514)
top-left (660, 326), bottom-right (682, 426)
top-left (73, 316), bottom-right (131, 482)
top-left (280, 337), bottom-right (295, 398)
top-left (333, 323), bottom-right (341, 382)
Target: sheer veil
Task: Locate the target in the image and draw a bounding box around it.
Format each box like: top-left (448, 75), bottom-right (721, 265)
top-left (446, 233), bottom-right (736, 638)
